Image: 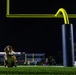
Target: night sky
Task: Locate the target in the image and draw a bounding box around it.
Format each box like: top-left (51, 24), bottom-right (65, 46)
top-left (0, 0), bottom-right (76, 59)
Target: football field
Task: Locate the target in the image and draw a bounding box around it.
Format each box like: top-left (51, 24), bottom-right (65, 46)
top-left (0, 65), bottom-right (76, 75)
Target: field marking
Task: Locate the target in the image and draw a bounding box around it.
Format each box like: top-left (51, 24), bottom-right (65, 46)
top-left (0, 65), bottom-right (64, 68)
top-left (21, 65), bottom-right (63, 67)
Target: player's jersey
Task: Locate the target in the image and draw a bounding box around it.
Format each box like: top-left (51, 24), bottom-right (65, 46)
top-left (9, 51), bottom-right (15, 55)
top-left (4, 54), bottom-right (7, 60)
top-left (4, 51), bottom-right (15, 60)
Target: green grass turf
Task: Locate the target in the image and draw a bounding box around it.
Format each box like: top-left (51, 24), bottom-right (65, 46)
top-left (0, 66), bottom-right (76, 75)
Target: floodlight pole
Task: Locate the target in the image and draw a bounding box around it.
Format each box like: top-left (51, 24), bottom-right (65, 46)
top-left (25, 53), bottom-right (27, 61)
top-left (55, 8), bottom-right (75, 67)
top-left (32, 53), bottom-right (34, 62)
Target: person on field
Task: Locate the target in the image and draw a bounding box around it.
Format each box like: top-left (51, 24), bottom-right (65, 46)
top-left (4, 45), bottom-right (17, 67)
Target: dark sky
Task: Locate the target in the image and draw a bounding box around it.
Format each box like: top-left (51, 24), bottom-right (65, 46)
top-left (0, 0), bottom-right (76, 58)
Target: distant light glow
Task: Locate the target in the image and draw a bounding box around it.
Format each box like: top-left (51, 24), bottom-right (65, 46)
top-left (0, 52), bottom-right (5, 54)
top-left (0, 52), bottom-right (21, 55)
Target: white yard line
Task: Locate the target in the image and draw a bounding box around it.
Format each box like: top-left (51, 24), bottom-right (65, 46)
top-left (0, 65), bottom-right (64, 68)
top-left (17, 66), bottom-right (64, 67)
